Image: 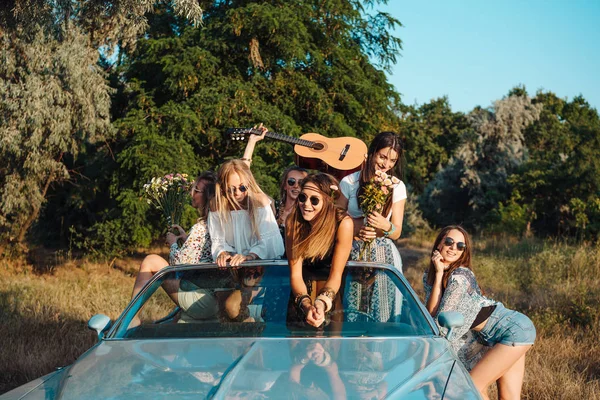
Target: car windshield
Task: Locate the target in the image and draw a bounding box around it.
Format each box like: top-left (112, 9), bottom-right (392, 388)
top-left (110, 263), bottom-right (435, 339)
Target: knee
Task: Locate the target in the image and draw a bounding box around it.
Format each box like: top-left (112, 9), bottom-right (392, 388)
top-left (140, 254), bottom-right (168, 272)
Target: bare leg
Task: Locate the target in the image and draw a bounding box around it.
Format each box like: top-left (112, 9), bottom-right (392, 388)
top-left (497, 353), bottom-right (527, 400)
top-left (469, 344), bottom-right (532, 400)
top-left (131, 254), bottom-right (169, 299)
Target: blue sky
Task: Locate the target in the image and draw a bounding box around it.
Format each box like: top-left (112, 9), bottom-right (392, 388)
top-left (379, 0), bottom-right (600, 113)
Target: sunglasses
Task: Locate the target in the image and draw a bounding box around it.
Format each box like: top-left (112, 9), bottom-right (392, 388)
top-left (227, 184), bottom-right (247, 194)
top-left (287, 178), bottom-right (303, 187)
top-left (298, 193), bottom-right (320, 206)
top-left (192, 187), bottom-right (204, 194)
top-left (443, 237), bottom-right (466, 251)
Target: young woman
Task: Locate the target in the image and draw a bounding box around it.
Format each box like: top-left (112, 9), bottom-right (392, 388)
top-left (286, 173), bottom-right (354, 328)
top-left (338, 131), bottom-right (406, 271)
top-left (131, 171), bottom-right (216, 299)
top-left (338, 132), bottom-right (406, 322)
top-left (239, 123), bottom-right (308, 235)
top-left (209, 159), bottom-right (284, 267)
top-left (424, 226), bottom-right (536, 399)
top-left (276, 166), bottom-right (308, 235)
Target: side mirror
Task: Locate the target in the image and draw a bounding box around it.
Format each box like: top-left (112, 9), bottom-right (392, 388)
top-left (437, 311), bottom-right (464, 341)
top-left (88, 314), bottom-right (112, 341)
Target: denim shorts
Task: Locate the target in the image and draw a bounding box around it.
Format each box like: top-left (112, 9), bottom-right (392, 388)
top-left (476, 304), bottom-right (536, 347)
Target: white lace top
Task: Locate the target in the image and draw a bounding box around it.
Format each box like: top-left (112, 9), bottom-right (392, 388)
top-left (340, 171), bottom-right (407, 218)
top-left (208, 203), bottom-right (285, 261)
top-left (169, 220), bottom-right (212, 265)
top-left (423, 267), bottom-right (499, 368)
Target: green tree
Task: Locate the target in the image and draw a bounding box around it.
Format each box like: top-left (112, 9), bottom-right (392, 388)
top-left (0, 1), bottom-right (204, 249)
top-left (399, 97), bottom-right (468, 194)
top-left (420, 90), bottom-right (542, 229)
top-left (0, 27), bottom-right (113, 246)
top-left (509, 92), bottom-right (600, 238)
top-left (77, 0), bottom-right (405, 252)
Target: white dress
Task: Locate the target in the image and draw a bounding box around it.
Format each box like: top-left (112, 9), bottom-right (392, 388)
top-left (208, 203), bottom-right (285, 261)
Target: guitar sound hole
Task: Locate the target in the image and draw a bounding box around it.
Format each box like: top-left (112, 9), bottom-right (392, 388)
top-left (312, 143), bottom-right (325, 151)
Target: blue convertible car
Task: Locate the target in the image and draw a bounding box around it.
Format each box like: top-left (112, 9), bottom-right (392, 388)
top-left (2, 261), bottom-right (481, 399)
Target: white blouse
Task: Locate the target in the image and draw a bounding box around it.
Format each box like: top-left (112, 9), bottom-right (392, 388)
top-left (340, 171), bottom-right (407, 219)
top-left (208, 204), bottom-right (285, 261)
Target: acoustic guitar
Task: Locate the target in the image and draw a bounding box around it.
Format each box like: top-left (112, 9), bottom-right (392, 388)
top-left (226, 127), bottom-right (367, 179)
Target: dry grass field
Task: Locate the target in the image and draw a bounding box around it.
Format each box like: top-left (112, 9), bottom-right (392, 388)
top-left (1, 237), bottom-right (599, 398)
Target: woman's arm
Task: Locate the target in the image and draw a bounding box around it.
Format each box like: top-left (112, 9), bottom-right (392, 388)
top-left (425, 249), bottom-right (446, 315)
top-left (425, 269), bottom-right (444, 316)
top-left (241, 124), bottom-right (267, 167)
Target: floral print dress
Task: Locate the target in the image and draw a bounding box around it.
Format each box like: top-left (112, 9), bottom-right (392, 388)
top-left (169, 220), bottom-right (213, 265)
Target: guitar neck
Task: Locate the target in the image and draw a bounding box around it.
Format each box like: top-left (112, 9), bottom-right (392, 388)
top-left (265, 131), bottom-right (315, 148)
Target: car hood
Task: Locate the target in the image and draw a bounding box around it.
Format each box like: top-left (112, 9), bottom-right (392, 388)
top-left (13, 337), bottom-right (479, 399)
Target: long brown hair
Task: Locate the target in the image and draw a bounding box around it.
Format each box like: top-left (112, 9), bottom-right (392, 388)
top-left (212, 159), bottom-right (265, 240)
top-left (426, 225), bottom-right (473, 290)
top-left (285, 173), bottom-right (346, 262)
top-left (357, 131), bottom-right (403, 216)
top-left (194, 171), bottom-right (216, 221)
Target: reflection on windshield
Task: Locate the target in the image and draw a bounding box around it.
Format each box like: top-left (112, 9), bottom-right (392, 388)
top-left (114, 265), bottom-right (432, 339)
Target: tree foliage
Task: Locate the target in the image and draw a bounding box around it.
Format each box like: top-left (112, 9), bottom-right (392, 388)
top-left (0, 26), bottom-right (113, 245)
top-left (508, 92), bottom-right (600, 238)
top-left (420, 90), bottom-right (543, 229)
top-left (48, 0), bottom-right (404, 252)
top-left (399, 97), bottom-right (468, 194)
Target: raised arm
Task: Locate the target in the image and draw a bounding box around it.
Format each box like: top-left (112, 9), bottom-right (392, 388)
top-left (241, 123), bottom-right (267, 167)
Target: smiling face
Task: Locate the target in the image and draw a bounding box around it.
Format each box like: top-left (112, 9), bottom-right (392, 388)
top-left (298, 183), bottom-right (324, 223)
top-left (373, 146), bottom-right (399, 174)
top-left (439, 229), bottom-right (466, 265)
top-left (285, 170), bottom-right (308, 202)
top-left (226, 172), bottom-right (248, 205)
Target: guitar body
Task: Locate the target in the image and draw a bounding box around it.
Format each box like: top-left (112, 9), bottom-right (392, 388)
top-left (295, 154), bottom-right (363, 181)
top-left (294, 133), bottom-right (367, 171)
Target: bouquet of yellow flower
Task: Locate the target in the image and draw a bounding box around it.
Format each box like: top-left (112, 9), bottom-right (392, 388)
top-left (143, 173), bottom-right (191, 230)
top-left (357, 170), bottom-right (400, 260)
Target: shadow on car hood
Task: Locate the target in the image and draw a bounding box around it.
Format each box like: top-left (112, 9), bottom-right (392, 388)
top-left (22, 337), bottom-right (473, 399)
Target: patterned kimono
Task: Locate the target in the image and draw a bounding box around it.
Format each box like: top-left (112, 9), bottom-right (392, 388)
top-left (423, 267), bottom-right (499, 370)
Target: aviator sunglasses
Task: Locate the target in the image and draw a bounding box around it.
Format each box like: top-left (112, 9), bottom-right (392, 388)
top-left (298, 192), bottom-right (320, 206)
top-left (443, 237), bottom-right (466, 251)
top-left (287, 177), bottom-right (303, 187)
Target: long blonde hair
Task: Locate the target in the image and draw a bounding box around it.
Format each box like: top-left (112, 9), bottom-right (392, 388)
top-left (213, 160), bottom-right (265, 240)
top-left (285, 173), bottom-right (346, 262)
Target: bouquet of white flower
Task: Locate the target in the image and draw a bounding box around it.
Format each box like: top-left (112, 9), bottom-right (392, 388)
top-left (143, 173), bottom-right (191, 231)
top-left (357, 170), bottom-right (400, 260)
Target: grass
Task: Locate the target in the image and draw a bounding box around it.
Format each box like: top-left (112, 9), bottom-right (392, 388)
top-left (1, 238), bottom-right (600, 398)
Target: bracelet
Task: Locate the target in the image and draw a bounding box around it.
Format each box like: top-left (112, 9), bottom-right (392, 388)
top-left (316, 295), bottom-right (333, 312)
top-left (318, 287), bottom-right (336, 301)
top-left (383, 222), bottom-right (396, 238)
top-left (241, 157), bottom-right (252, 163)
top-left (294, 293), bottom-right (311, 308)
